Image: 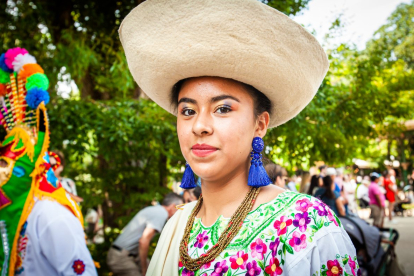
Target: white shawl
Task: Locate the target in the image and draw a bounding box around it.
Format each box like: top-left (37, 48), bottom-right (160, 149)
top-left (147, 201), bottom-right (197, 276)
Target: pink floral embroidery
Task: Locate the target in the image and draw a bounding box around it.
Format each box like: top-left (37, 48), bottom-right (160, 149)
top-left (293, 212), bottom-right (311, 232)
top-left (211, 260), bottom-right (229, 276)
top-left (265, 257), bottom-right (283, 276)
top-left (295, 198), bottom-right (313, 212)
top-left (327, 209), bottom-right (339, 226)
top-left (348, 257), bottom-right (356, 276)
top-left (273, 216), bottom-right (292, 236)
top-left (230, 251), bottom-right (248, 270)
top-left (327, 259), bottom-right (343, 276)
top-left (202, 260), bottom-right (212, 269)
top-left (194, 231), bottom-right (209, 248)
top-left (250, 238), bottom-right (267, 260)
top-left (288, 231), bottom-right (307, 252)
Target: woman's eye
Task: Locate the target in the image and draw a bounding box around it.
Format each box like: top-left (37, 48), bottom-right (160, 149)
top-left (215, 106), bottom-right (232, 114)
top-left (181, 109), bottom-right (196, 116)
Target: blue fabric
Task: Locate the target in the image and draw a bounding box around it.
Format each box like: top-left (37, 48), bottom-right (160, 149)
top-left (334, 182), bottom-right (341, 193)
top-left (314, 188), bottom-right (340, 216)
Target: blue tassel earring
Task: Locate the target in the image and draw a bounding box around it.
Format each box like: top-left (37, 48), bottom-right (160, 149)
top-left (180, 163), bottom-right (197, 189)
top-left (248, 137), bottom-right (272, 188)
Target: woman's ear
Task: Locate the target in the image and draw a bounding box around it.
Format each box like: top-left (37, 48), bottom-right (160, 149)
top-left (255, 112), bottom-right (270, 138)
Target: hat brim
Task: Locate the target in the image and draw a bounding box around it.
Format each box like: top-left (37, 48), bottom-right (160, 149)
top-left (119, 0), bottom-right (329, 128)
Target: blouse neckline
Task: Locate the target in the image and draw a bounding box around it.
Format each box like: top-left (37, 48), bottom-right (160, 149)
top-left (195, 190), bottom-right (292, 229)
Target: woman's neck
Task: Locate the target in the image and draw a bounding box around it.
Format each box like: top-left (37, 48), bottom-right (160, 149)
top-left (197, 166), bottom-right (250, 226)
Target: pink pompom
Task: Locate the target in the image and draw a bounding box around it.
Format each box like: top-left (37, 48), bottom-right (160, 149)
top-left (4, 48), bottom-right (28, 70)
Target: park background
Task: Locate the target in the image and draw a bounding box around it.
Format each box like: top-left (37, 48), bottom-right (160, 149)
top-left (2, 0), bottom-right (414, 274)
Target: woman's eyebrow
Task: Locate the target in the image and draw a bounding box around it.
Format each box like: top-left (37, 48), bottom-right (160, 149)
top-left (178, 97), bottom-right (197, 105)
top-left (211, 95), bottom-right (240, 103)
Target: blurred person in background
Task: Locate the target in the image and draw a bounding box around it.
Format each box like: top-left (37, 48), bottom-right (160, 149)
top-left (287, 173), bottom-right (298, 192)
top-left (344, 176), bottom-right (358, 215)
top-left (368, 172), bottom-right (385, 228)
top-left (299, 171), bottom-right (311, 194)
top-left (183, 186), bottom-right (202, 203)
top-left (307, 175), bottom-right (323, 196)
top-left (383, 170), bottom-right (398, 222)
top-left (327, 167), bottom-right (340, 193)
top-left (107, 193), bottom-right (183, 276)
top-left (319, 165), bottom-right (327, 177)
top-left (265, 163), bottom-right (288, 189)
top-left (314, 176), bottom-right (346, 216)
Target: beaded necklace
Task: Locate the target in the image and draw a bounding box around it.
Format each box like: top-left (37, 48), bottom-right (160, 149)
top-left (179, 187), bottom-right (261, 271)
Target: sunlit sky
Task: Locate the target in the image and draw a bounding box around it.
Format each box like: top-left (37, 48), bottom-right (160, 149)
top-left (293, 0), bottom-right (411, 49)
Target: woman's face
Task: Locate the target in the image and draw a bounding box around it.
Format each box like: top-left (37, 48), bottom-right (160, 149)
top-left (176, 77), bottom-right (269, 183)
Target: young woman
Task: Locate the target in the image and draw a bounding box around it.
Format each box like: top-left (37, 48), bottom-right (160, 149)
top-left (119, 0), bottom-right (359, 275)
top-left (314, 176), bottom-right (346, 217)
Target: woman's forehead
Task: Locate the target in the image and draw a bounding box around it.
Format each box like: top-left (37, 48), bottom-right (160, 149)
top-left (178, 77), bottom-right (252, 102)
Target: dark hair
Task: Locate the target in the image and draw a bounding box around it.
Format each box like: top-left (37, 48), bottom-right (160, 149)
top-left (307, 175), bottom-right (320, 195)
top-left (318, 165), bottom-right (326, 171)
top-left (183, 186), bottom-right (202, 200)
top-left (161, 192), bottom-right (183, 206)
top-left (382, 170), bottom-right (389, 178)
top-left (322, 175), bottom-right (335, 199)
top-left (265, 163), bottom-right (285, 184)
top-left (193, 186), bottom-right (202, 199)
top-left (171, 77), bottom-right (272, 118)
top-left (370, 175), bottom-right (378, 182)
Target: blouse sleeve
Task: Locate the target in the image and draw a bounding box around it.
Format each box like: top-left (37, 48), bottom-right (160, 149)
top-left (285, 226), bottom-right (360, 276)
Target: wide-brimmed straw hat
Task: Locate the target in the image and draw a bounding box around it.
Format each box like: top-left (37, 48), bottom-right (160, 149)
top-left (119, 0), bottom-right (329, 128)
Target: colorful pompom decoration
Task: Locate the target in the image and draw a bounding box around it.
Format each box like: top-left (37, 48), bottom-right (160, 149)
top-left (19, 63), bottom-right (44, 79)
top-left (0, 54), bottom-right (13, 73)
top-left (4, 48), bottom-right (28, 70)
top-left (0, 69), bottom-right (10, 84)
top-left (0, 84), bottom-right (6, 97)
top-left (26, 73), bottom-right (49, 91)
top-left (25, 87), bottom-right (50, 109)
top-left (13, 53), bottom-right (37, 73)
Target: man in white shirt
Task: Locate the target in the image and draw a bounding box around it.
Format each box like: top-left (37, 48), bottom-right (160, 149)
top-left (107, 193), bottom-right (183, 276)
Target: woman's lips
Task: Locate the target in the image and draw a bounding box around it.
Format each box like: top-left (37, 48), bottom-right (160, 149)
top-left (191, 144), bottom-right (218, 157)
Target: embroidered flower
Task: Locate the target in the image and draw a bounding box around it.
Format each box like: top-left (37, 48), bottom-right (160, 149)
top-left (179, 259), bottom-right (183, 268)
top-left (269, 238), bottom-right (280, 257)
top-left (250, 238), bottom-right (267, 260)
top-left (230, 251), bottom-right (248, 270)
top-left (202, 260), bottom-right (212, 269)
top-left (211, 260), bottom-right (229, 276)
top-left (264, 257), bottom-right (283, 276)
top-left (181, 268), bottom-right (194, 276)
top-left (246, 260), bottom-right (262, 276)
top-left (288, 231), bottom-right (307, 252)
top-left (348, 257), bottom-right (356, 275)
top-left (273, 216), bottom-right (292, 236)
top-left (313, 200), bottom-right (328, 216)
top-left (327, 209), bottom-right (339, 226)
top-left (293, 212), bottom-right (311, 232)
top-left (357, 268), bottom-right (362, 276)
top-left (72, 260), bottom-right (85, 275)
top-left (296, 198), bottom-right (313, 212)
top-left (327, 259), bottom-right (343, 276)
top-left (194, 230), bottom-right (209, 249)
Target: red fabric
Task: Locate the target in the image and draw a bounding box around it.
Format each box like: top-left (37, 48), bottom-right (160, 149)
top-left (384, 179), bottom-right (396, 203)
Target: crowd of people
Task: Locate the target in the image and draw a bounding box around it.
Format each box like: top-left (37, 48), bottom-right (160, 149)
top-left (264, 163), bottom-right (412, 228)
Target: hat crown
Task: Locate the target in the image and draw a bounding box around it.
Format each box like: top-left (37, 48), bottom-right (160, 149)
top-left (119, 0), bottom-right (329, 128)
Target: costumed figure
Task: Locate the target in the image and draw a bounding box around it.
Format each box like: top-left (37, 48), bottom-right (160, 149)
top-left (0, 47), bottom-right (97, 275)
top-left (120, 0), bottom-right (360, 275)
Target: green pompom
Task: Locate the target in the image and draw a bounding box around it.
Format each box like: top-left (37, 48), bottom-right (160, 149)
top-left (0, 69), bottom-right (10, 84)
top-left (25, 73), bottom-right (49, 91)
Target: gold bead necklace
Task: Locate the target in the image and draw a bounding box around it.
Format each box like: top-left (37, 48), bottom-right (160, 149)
top-left (179, 187), bottom-right (260, 271)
